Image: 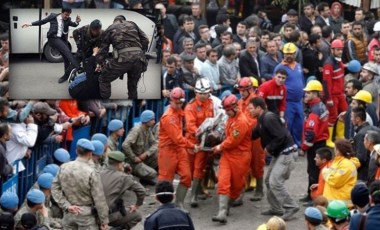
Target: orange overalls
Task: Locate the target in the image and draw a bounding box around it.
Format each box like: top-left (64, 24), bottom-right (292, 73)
top-left (311, 161), bottom-right (332, 200)
top-left (184, 98), bottom-right (214, 179)
top-left (59, 100), bottom-right (87, 142)
top-left (218, 110), bottom-right (252, 199)
top-left (238, 93), bottom-right (265, 179)
top-left (158, 106), bottom-right (194, 188)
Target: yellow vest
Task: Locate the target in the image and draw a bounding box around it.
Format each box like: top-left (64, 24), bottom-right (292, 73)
top-left (347, 33), bottom-right (368, 63)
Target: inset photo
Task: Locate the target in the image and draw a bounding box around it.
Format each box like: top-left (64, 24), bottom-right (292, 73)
top-left (9, 8), bottom-right (161, 99)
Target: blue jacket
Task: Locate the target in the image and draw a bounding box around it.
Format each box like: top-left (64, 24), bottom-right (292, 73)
top-left (274, 62), bottom-right (305, 102)
top-left (144, 203), bottom-right (195, 230)
top-left (349, 205), bottom-right (380, 230)
top-left (260, 52), bottom-right (282, 80)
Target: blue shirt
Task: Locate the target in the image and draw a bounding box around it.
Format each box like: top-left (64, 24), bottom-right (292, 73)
top-left (274, 62), bottom-right (305, 102)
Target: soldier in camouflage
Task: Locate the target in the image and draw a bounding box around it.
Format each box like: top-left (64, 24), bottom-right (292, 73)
top-left (100, 151), bottom-right (146, 229)
top-left (51, 139), bottom-right (109, 230)
top-left (122, 110), bottom-right (158, 185)
top-left (0, 192), bottom-right (19, 215)
top-left (107, 119), bottom-right (125, 152)
top-left (91, 140), bottom-right (105, 171)
top-left (96, 15), bottom-right (150, 99)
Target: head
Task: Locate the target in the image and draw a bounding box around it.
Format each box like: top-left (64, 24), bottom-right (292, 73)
top-left (304, 207), bottom-right (323, 228)
top-left (246, 38), bottom-right (258, 55)
top-left (222, 94), bottom-right (239, 117)
top-left (26, 189), bottom-right (45, 211)
top-left (0, 192), bottom-right (19, 214)
top-left (309, 33), bottom-right (321, 50)
top-left (260, 30), bottom-right (270, 48)
top-left (369, 180), bottom-right (380, 205)
top-left (326, 200), bottom-right (350, 226)
top-left (198, 25), bottom-right (210, 41)
top-left (53, 148), bottom-right (70, 165)
top-left (345, 79), bottom-right (362, 97)
top-left (194, 78), bottom-right (211, 102)
top-left (248, 97), bottom-right (267, 118)
top-left (0, 99), bottom-right (10, 118)
top-left (222, 44), bottom-right (236, 60)
top-left (303, 3), bottom-right (315, 17)
top-left (351, 90), bottom-right (372, 109)
top-left (315, 147), bottom-right (332, 167)
top-left (61, 8), bottom-right (72, 20)
top-left (334, 139), bottom-right (353, 158)
top-left (108, 119), bottom-right (125, 137)
top-left (360, 63), bottom-right (377, 83)
top-left (113, 15), bottom-right (126, 23)
top-left (221, 31), bottom-right (233, 46)
top-left (130, 0), bottom-right (143, 9)
top-left (300, 31), bottom-right (309, 46)
top-left (340, 20), bottom-right (352, 36)
top-left (283, 23), bottom-right (295, 39)
top-left (155, 180), bottom-right (175, 204)
top-left (322, 25), bottom-right (333, 40)
top-left (311, 25), bottom-right (322, 37)
top-left (162, 50), bottom-right (171, 65)
top-left (266, 216), bottom-right (286, 230)
top-left (108, 151), bottom-right (126, 171)
top-left (91, 140), bottom-right (105, 160)
top-left (352, 21), bottom-right (364, 37)
top-left (317, 2), bottom-right (330, 18)
top-left (20, 213), bottom-right (38, 230)
top-left (191, 3), bottom-right (201, 17)
top-left (236, 21), bottom-right (247, 36)
top-left (155, 3), bottom-right (166, 16)
top-left (303, 80), bottom-right (323, 102)
top-left (166, 56), bottom-right (177, 75)
top-left (89, 19), bottom-right (102, 37)
top-left (37, 173), bottom-right (54, 195)
top-left (364, 130), bottom-right (380, 151)
top-left (266, 40), bottom-right (278, 55)
top-left (331, 2), bottom-right (342, 17)
top-left (76, 139), bottom-right (95, 157)
top-left (286, 9), bottom-right (299, 25)
top-left (355, 8), bottom-right (365, 21)
top-left (206, 49), bottom-right (218, 64)
top-left (42, 164), bottom-right (59, 177)
top-left (351, 183), bottom-right (370, 209)
top-left (374, 47), bottom-right (380, 64)
top-left (236, 77), bottom-right (254, 99)
top-left (282, 43), bottom-right (297, 64)
top-left (182, 37), bottom-right (194, 53)
top-left (0, 123), bottom-right (11, 142)
top-left (313, 196), bottom-right (329, 208)
top-left (194, 43), bottom-right (207, 61)
top-left (169, 87), bottom-right (186, 110)
top-left (216, 13), bottom-right (230, 27)
top-left (330, 39), bottom-right (344, 59)
top-left (233, 42), bottom-right (242, 57)
top-left (274, 69), bottom-right (287, 86)
top-left (272, 34), bottom-right (282, 50)
top-left (183, 16), bottom-right (195, 33)
top-left (0, 34), bottom-right (9, 52)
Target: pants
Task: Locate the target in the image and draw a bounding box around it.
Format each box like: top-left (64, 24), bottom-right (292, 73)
top-left (265, 152), bottom-right (298, 213)
top-left (188, 151), bottom-right (208, 179)
top-left (218, 151), bottom-right (251, 199)
top-left (98, 58), bottom-right (143, 99)
top-left (328, 94), bottom-right (348, 126)
top-left (285, 101), bottom-right (304, 148)
top-left (158, 147), bottom-right (192, 188)
top-left (306, 141), bottom-right (326, 198)
top-left (250, 139), bottom-right (265, 179)
top-left (132, 155), bottom-right (157, 181)
top-left (62, 208), bottom-right (98, 230)
top-left (109, 209), bottom-right (142, 230)
top-left (48, 37), bottom-right (80, 76)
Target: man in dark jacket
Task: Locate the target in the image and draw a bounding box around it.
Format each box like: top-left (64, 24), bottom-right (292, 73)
top-left (239, 38), bottom-right (261, 83)
top-left (22, 8), bottom-right (81, 83)
top-left (0, 123), bottom-right (12, 181)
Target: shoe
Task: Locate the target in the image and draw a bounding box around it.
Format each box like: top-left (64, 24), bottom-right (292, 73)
top-left (190, 179), bottom-right (201, 208)
top-left (58, 74), bottom-right (69, 83)
top-left (281, 207), bottom-right (300, 221)
top-left (175, 184), bottom-right (189, 213)
top-left (299, 195), bottom-right (311, 202)
top-left (261, 209), bottom-right (284, 216)
top-left (212, 195), bottom-right (229, 224)
top-left (67, 68), bottom-right (77, 83)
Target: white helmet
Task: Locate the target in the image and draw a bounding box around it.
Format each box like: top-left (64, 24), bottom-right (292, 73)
top-left (374, 21), bottom-right (380, 32)
top-left (194, 78), bottom-right (211, 93)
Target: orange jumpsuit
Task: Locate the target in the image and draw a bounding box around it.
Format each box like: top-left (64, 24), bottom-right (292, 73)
top-left (218, 110), bottom-right (252, 199)
top-left (184, 98), bottom-right (214, 179)
top-left (311, 161), bottom-right (331, 200)
top-left (158, 106), bottom-right (194, 188)
top-left (238, 93), bottom-right (265, 179)
top-left (59, 100), bottom-right (87, 141)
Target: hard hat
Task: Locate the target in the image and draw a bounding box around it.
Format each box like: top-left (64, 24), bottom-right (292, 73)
top-left (374, 21), bottom-right (380, 32)
top-left (42, 164), bottom-right (59, 177)
top-left (76, 138), bottom-right (95, 151)
top-left (352, 90), bottom-right (372, 104)
top-left (303, 80), bottom-right (323, 92)
top-left (37, 173), bottom-right (54, 189)
top-left (194, 78), bottom-right (211, 94)
top-left (282, 43), bottom-right (297, 54)
top-left (249, 77), bottom-right (259, 88)
top-left (91, 133), bottom-right (108, 145)
top-left (256, 224), bottom-right (267, 230)
top-left (26, 189), bottom-right (45, 204)
top-left (140, 110), bottom-right (155, 123)
top-left (53, 148), bottom-right (70, 163)
top-left (222, 94), bottom-right (238, 111)
top-left (347, 60), bottom-right (361, 73)
top-left (108, 119), bottom-right (124, 131)
top-left (331, 39), bottom-right (344, 49)
top-left (362, 62), bottom-right (378, 75)
top-left (91, 140), bottom-right (105, 156)
top-left (326, 200), bottom-right (350, 219)
top-left (374, 144), bottom-right (380, 156)
top-left (0, 192), bottom-right (19, 209)
top-left (108, 151), bottom-right (126, 162)
top-left (170, 87), bottom-right (186, 103)
top-left (236, 77), bottom-right (253, 90)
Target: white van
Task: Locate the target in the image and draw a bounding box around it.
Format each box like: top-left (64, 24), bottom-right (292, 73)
top-left (10, 9), bottom-right (157, 62)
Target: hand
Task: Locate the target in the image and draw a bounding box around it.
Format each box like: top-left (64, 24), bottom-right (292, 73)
top-left (162, 90), bottom-right (170, 97)
top-left (263, 148), bottom-right (270, 156)
top-left (134, 156), bottom-right (142, 163)
top-left (76, 15), bottom-right (81, 23)
top-left (55, 135), bottom-right (64, 143)
top-left (24, 149), bottom-right (32, 159)
top-left (22, 23), bottom-right (31, 28)
top-left (193, 145), bottom-right (201, 153)
top-left (100, 224), bottom-right (108, 230)
top-left (212, 145), bottom-right (222, 153)
top-left (128, 205), bottom-right (139, 213)
top-left (62, 121), bottom-right (72, 130)
top-left (88, 111), bottom-right (95, 117)
top-left (310, 184), bottom-right (318, 190)
top-left (111, 103), bottom-right (118, 110)
top-left (81, 115), bottom-right (90, 125)
top-left (95, 64), bottom-right (102, 72)
top-left (303, 68), bottom-right (309, 74)
top-left (338, 111), bottom-right (346, 121)
top-left (99, 108), bottom-right (106, 118)
top-left (326, 100), bottom-right (334, 107)
top-left (139, 152), bottom-right (148, 161)
top-left (93, 47), bottom-right (100, 56)
top-left (39, 205), bottom-right (49, 217)
top-left (68, 205), bottom-right (82, 215)
top-left (25, 115), bottom-right (34, 124)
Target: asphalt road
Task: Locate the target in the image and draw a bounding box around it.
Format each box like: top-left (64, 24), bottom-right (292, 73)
top-left (9, 54), bottom-right (161, 99)
top-left (133, 156), bottom-right (310, 230)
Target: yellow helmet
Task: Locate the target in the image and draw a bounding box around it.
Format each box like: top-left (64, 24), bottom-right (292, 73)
top-left (304, 80), bottom-right (323, 92)
top-left (249, 77), bottom-right (259, 88)
top-left (352, 90), bottom-right (372, 104)
top-left (282, 43), bottom-right (297, 54)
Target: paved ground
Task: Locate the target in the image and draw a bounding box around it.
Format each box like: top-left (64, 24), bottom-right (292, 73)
top-left (133, 155), bottom-right (310, 230)
top-left (9, 54), bottom-right (161, 100)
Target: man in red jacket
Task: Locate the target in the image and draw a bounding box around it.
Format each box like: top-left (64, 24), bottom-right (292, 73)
top-left (301, 80), bottom-right (329, 204)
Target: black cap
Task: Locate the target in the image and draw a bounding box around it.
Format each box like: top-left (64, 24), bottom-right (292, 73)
top-left (90, 19), bottom-right (102, 29)
top-left (287, 9), bottom-right (298, 16)
top-left (21, 213), bottom-right (37, 229)
top-left (0, 212), bottom-right (15, 230)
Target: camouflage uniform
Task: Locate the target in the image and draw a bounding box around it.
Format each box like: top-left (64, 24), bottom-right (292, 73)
top-left (108, 136), bottom-right (119, 151)
top-left (51, 158), bottom-right (109, 229)
top-left (73, 25), bottom-right (103, 65)
top-left (14, 205), bottom-right (47, 228)
top-left (100, 165), bottom-right (146, 229)
top-left (96, 20), bottom-right (149, 99)
top-left (122, 124), bottom-right (158, 181)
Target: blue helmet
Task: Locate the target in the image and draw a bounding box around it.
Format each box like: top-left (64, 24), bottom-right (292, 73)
top-left (347, 60), bottom-right (361, 73)
top-left (91, 140), bottom-right (105, 156)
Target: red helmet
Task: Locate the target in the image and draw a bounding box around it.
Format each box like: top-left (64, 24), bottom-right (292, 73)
top-left (170, 87), bottom-right (186, 103)
top-left (331, 39), bottom-right (344, 49)
top-left (222, 94), bottom-right (238, 111)
top-left (236, 77), bottom-right (253, 90)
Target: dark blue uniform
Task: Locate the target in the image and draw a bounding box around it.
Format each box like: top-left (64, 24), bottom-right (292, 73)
top-left (144, 203), bottom-right (194, 230)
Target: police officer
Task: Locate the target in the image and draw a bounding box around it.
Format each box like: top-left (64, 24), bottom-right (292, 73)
top-left (122, 110), bottom-right (158, 185)
top-left (107, 119), bottom-right (125, 152)
top-left (100, 151), bottom-right (146, 230)
top-left (96, 15), bottom-right (150, 99)
top-left (51, 139), bottom-right (109, 230)
top-left (73, 19), bottom-right (103, 66)
top-left (0, 192), bottom-right (19, 215)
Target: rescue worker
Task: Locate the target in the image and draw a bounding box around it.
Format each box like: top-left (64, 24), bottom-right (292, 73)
top-left (322, 39), bottom-right (347, 148)
top-left (274, 43), bottom-right (305, 150)
top-left (92, 140), bottom-right (105, 171)
top-left (51, 139), bottom-right (109, 229)
top-left (249, 97), bottom-right (299, 221)
top-left (184, 78), bottom-right (214, 208)
top-left (236, 77), bottom-right (265, 203)
top-left (100, 151), bottom-right (146, 230)
top-left (301, 80), bottom-right (329, 204)
top-left (258, 69), bottom-right (287, 117)
top-left (158, 87), bottom-right (199, 211)
top-left (73, 19), bottom-right (103, 66)
top-left (211, 94), bottom-right (252, 224)
top-left (326, 200), bottom-right (350, 230)
top-left (0, 192), bottom-right (19, 215)
top-left (96, 15), bottom-right (150, 99)
top-left (122, 110), bottom-right (158, 185)
top-left (107, 119), bottom-right (125, 151)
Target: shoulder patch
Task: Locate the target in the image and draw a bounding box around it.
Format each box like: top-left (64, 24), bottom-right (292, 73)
top-left (232, 129), bottom-right (240, 137)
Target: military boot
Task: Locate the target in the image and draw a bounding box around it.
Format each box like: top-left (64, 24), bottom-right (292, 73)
top-left (212, 195), bottom-right (229, 224)
top-left (250, 178), bottom-right (264, 201)
top-left (175, 184), bottom-right (188, 212)
top-left (190, 179), bottom-right (201, 208)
